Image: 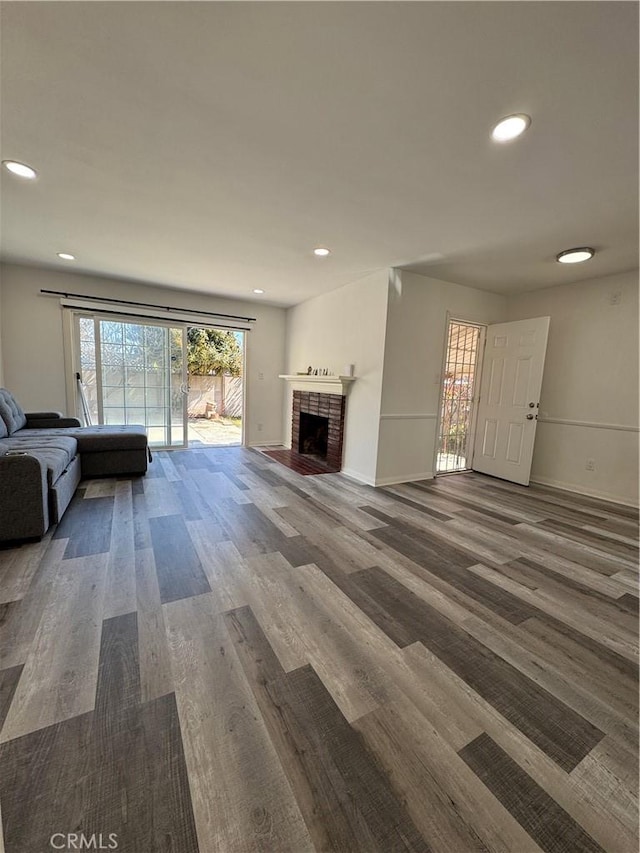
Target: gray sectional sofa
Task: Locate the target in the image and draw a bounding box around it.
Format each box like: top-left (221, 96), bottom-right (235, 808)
top-left (0, 389), bottom-right (150, 542)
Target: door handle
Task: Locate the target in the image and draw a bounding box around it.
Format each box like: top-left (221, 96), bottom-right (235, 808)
top-left (526, 413), bottom-right (535, 420)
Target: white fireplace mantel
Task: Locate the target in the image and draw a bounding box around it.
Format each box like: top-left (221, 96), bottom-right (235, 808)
top-left (278, 374), bottom-right (357, 395)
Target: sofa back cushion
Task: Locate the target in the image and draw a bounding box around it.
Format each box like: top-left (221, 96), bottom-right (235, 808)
top-left (0, 415), bottom-right (7, 439)
top-left (0, 389), bottom-right (27, 435)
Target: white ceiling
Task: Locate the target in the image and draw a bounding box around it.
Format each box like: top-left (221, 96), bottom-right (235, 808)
top-left (1, 1), bottom-right (637, 306)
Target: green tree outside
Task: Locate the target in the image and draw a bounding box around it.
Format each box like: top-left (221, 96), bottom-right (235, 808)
top-left (186, 328), bottom-right (243, 376)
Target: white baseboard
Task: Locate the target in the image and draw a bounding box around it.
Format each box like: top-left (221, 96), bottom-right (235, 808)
top-left (340, 467), bottom-right (377, 487)
top-left (374, 471), bottom-right (434, 487)
top-left (530, 476), bottom-right (639, 509)
top-left (342, 468), bottom-right (435, 488)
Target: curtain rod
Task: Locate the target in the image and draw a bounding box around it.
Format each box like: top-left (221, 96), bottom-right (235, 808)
top-left (40, 289), bottom-right (257, 323)
top-left (61, 304), bottom-right (251, 332)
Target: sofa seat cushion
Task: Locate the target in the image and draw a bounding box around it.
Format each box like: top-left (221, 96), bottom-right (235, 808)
top-left (1, 435), bottom-right (78, 486)
top-left (71, 424), bottom-right (148, 453)
top-left (14, 424), bottom-right (148, 452)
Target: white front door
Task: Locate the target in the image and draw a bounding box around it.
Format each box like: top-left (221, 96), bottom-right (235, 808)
top-left (472, 316), bottom-right (550, 486)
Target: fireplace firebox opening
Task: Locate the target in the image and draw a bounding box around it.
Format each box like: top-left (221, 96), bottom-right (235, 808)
top-left (290, 391), bottom-right (346, 473)
top-left (299, 412), bottom-right (329, 458)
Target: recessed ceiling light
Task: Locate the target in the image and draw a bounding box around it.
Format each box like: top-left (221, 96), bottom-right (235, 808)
top-left (2, 159), bottom-right (38, 179)
top-left (556, 247), bottom-right (595, 264)
top-left (253, 288), bottom-right (265, 294)
top-left (57, 252), bottom-right (76, 261)
top-left (491, 114), bottom-right (531, 142)
top-left (313, 247), bottom-right (331, 257)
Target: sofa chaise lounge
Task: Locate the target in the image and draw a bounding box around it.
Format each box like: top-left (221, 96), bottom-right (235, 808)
top-left (0, 388), bottom-right (150, 542)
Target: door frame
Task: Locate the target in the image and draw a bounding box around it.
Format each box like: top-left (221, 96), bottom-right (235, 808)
top-left (239, 329), bottom-right (247, 447)
top-left (69, 310), bottom-right (189, 450)
top-left (184, 324), bottom-right (247, 448)
top-left (433, 314), bottom-right (487, 476)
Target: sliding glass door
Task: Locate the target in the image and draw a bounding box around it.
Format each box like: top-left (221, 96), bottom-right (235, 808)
top-left (76, 315), bottom-right (187, 448)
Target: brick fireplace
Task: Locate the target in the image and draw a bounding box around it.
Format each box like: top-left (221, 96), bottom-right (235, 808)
top-left (291, 391), bottom-right (346, 472)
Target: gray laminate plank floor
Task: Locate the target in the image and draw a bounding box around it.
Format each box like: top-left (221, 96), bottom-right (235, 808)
top-left (0, 448), bottom-right (637, 853)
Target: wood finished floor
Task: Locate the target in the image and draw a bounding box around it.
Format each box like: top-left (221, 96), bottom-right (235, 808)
top-left (0, 447), bottom-right (638, 853)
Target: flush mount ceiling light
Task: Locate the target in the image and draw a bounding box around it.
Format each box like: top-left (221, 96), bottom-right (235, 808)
top-left (2, 159), bottom-right (38, 179)
top-left (556, 247), bottom-right (595, 264)
top-left (313, 247), bottom-right (331, 257)
top-left (57, 252), bottom-right (76, 261)
top-left (253, 288), bottom-right (265, 294)
top-left (491, 114), bottom-right (531, 142)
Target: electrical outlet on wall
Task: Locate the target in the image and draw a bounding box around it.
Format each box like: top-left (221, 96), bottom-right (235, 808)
top-left (258, 372), bottom-right (264, 380)
top-left (585, 458), bottom-right (595, 471)
top-left (257, 423), bottom-right (263, 432)
top-left (609, 291), bottom-right (622, 305)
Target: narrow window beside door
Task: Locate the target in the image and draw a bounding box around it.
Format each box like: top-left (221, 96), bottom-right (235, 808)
top-left (437, 321), bottom-right (482, 474)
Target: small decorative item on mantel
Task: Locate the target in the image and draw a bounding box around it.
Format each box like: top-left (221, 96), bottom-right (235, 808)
top-left (296, 367), bottom-right (338, 377)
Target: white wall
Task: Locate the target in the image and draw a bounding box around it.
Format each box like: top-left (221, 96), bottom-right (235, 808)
top-left (285, 270), bottom-right (390, 484)
top-left (507, 269), bottom-right (639, 505)
top-left (0, 263), bottom-right (287, 446)
top-left (375, 270), bottom-right (507, 485)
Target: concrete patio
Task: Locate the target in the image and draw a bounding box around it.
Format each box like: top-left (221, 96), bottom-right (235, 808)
top-left (188, 417), bottom-right (242, 446)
